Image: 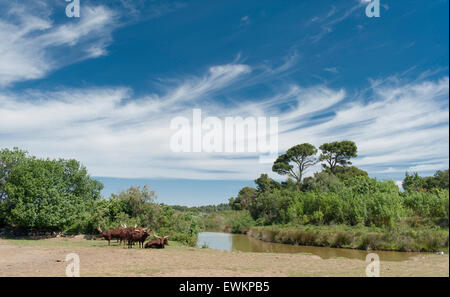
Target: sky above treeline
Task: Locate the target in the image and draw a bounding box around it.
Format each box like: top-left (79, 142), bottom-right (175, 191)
top-left (0, 0), bottom-right (448, 205)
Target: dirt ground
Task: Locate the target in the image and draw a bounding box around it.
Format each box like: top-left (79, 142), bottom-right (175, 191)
top-left (0, 237), bottom-right (448, 277)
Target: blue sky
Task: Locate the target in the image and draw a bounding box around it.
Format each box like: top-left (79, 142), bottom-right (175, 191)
top-left (0, 0), bottom-right (448, 205)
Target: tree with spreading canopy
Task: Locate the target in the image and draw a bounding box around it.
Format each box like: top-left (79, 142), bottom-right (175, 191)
top-left (0, 148), bottom-right (103, 231)
top-left (272, 143), bottom-right (318, 189)
top-left (319, 141), bottom-right (358, 173)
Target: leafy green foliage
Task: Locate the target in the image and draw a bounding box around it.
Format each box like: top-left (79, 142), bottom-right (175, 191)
top-left (229, 186), bottom-right (257, 210)
top-left (230, 211), bottom-right (255, 233)
top-left (403, 170), bottom-right (449, 192)
top-left (428, 170), bottom-right (449, 189)
top-left (403, 189), bottom-right (449, 219)
top-left (0, 147), bottom-right (27, 202)
top-left (302, 171), bottom-right (343, 192)
top-left (221, 140), bottom-right (449, 251)
top-left (319, 141), bottom-right (357, 173)
top-left (246, 176), bottom-right (405, 227)
top-left (0, 148), bottom-right (102, 231)
top-left (231, 169), bottom-right (449, 229)
top-left (328, 166), bottom-right (368, 181)
top-left (0, 148), bottom-right (200, 246)
top-left (198, 210), bottom-right (255, 234)
top-left (403, 172), bottom-right (425, 192)
top-left (170, 203), bottom-right (231, 213)
top-left (254, 174), bottom-right (281, 193)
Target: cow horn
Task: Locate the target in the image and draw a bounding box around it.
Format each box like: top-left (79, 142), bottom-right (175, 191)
top-left (97, 226), bottom-right (102, 233)
top-left (134, 223), bottom-right (137, 228)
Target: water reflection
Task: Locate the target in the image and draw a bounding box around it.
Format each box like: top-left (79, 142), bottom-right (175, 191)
top-left (197, 232), bottom-right (424, 261)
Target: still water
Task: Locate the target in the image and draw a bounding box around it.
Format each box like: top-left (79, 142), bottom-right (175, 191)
top-left (197, 232), bottom-right (424, 262)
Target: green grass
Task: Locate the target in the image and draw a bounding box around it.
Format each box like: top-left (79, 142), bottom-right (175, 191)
top-left (0, 237), bottom-right (185, 248)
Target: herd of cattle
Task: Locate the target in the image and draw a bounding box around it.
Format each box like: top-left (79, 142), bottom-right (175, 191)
top-left (97, 224), bottom-right (169, 249)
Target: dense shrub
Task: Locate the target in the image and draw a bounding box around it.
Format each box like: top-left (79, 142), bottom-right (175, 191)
top-left (403, 189), bottom-right (449, 220)
top-left (231, 211), bottom-right (255, 234)
top-left (199, 210), bottom-right (255, 234)
top-left (302, 171), bottom-right (343, 192)
top-left (170, 232), bottom-right (198, 246)
top-left (246, 176), bottom-right (407, 228)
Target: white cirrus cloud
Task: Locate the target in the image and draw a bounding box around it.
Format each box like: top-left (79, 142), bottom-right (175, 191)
top-left (0, 1), bottom-right (118, 87)
top-left (0, 53), bottom-right (447, 180)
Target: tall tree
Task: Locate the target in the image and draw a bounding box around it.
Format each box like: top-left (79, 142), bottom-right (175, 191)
top-left (272, 143), bottom-right (318, 189)
top-left (2, 155), bottom-right (103, 230)
top-left (319, 141), bottom-right (357, 173)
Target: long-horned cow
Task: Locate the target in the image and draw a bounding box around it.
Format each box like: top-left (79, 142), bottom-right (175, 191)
top-left (144, 233), bottom-right (169, 249)
top-left (97, 224), bottom-right (128, 246)
top-left (127, 227), bottom-right (150, 248)
top-left (97, 226), bottom-right (114, 246)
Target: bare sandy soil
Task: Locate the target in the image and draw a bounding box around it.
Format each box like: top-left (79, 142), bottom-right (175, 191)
top-left (0, 237), bottom-right (448, 277)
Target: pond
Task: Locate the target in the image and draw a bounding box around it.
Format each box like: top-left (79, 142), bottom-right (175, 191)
top-left (197, 232), bottom-right (425, 262)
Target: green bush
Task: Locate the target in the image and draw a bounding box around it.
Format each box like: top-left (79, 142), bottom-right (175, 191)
top-left (231, 211), bottom-right (255, 234)
top-left (242, 175), bottom-right (416, 228)
top-left (403, 189), bottom-right (449, 221)
top-left (170, 232), bottom-right (198, 247)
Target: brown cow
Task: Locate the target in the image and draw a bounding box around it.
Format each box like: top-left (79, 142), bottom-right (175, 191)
top-left (117, 224), bottom-right (135, 246)
top-left (127, 228), bottom-right (150, 248)
top-left (98, 224), bottom-right (129, 245)
top-left (144, 233), bottom-right (169, 249)
top-left (97, 226), bottom-right (115, 246)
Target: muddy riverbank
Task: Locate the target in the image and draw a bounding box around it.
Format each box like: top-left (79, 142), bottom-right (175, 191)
top-left (1, 237), bottom-right (448, 277)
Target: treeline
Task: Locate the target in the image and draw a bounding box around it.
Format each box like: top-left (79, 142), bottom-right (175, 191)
top-left (227, 141), bottom-right (448, 227)
top-left (202, 141), bottom-right (449, 251)
top-left (170, 203), bottom-right (231, 214)
top-left (229, 170), bottom-right (448, 228)
top-left (0, 148), bottom-right (199, 246)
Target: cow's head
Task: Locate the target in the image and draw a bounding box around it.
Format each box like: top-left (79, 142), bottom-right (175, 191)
top-left (153, 233), bottom-right (169, 246)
